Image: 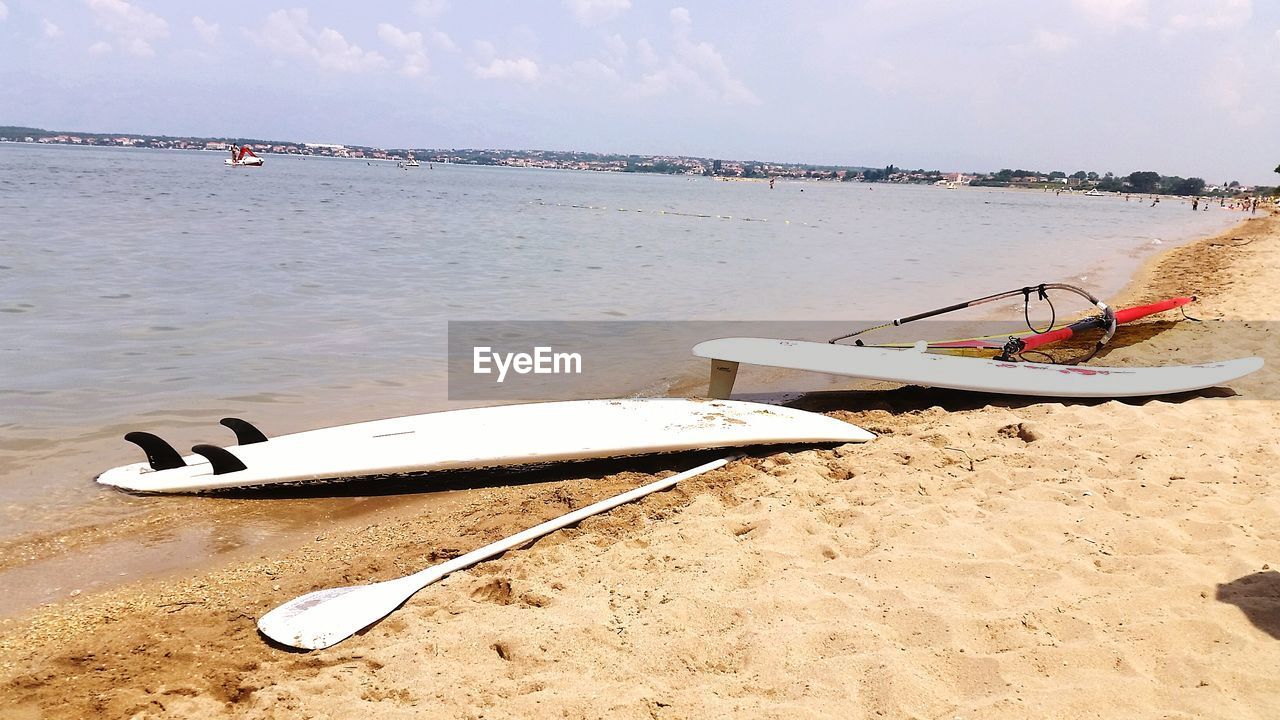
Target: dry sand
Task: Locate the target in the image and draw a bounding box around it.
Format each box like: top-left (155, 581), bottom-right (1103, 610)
top-left (2, 211), bottom-right (1278, 719)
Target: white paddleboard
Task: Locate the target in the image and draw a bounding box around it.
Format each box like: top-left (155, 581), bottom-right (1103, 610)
top-left (98, 398), bottom-right (874, 493)
top-left (693, 338), bottom-right (1263, 399)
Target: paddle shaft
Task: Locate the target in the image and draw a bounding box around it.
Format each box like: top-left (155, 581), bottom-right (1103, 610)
top-left (403, 454), bottom-right (741, 585)
top-left (259, 454), bottom-right (742, 649)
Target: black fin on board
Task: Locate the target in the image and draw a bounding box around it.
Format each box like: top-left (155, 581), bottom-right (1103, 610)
top-left (191, 444), bottom-right (248, 475)
top-left (124, 431), bottom-right (186, 471)
top-left (220, 417), bottom-right (269, 445)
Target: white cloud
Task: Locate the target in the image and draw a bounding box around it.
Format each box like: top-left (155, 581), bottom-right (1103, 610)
top-left (1202, 53), bottom-right (1264, 126)
top-left (377, 23), bottom-right (429, 77)
top-left (670, 6), bottom-right (691, 31)
top-left (1162, 0), bottom-right (1251, 37)
top-left (635, 38), bottom-right (658, 66)
top-left (43, 19), bottom-right (62, 38)
top-left (472, 39), bottom-right (496, 64)
top-left (86, 0), bottom-right (169, 57)
top-left (413, 0), bottom-right (449, 19)
top-left (626, 7), bottom-right (758, 105)
top-left (1072, 0), bottom-right (1149, 32)
top-left (0, 2), bottom-right (8, 22)
top-left (854, 58), bottom-right (900, 94)
top-left (1031, 29), bottom-right (1078, 53)
top-left (562, 58), bottom-right (619, 84)
top-left (247, 9), bottom-right (387, 73)
top-left (192, 16), bottom-right (219, 45)
top-left (430, 29), bottom-right (456, 52)
top-left (88, 41), bottom-right (112, 55)
top-left (674, 39), bottom-right (758, 104)
top-left (604, 33), bottom-right (627, 65)
top-left (474, 56), bottom-right (540, 82)
top-left (564, 0), bottom-right (631, 25)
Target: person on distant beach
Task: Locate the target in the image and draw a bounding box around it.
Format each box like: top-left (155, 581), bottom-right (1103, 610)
top-left (1150, 197), bottom-right (1159, 207)
top-left (1192, 198), bottom-right (1199, 211)
top-left (1251, 198), bottom-right (1259, 213)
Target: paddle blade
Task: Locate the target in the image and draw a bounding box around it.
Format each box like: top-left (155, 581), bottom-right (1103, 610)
top-left (258, 579), bottom-right (420, 650)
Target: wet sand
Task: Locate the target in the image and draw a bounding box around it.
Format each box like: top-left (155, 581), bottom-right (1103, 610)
top-left (1, 210), bottom-right (1277, 718)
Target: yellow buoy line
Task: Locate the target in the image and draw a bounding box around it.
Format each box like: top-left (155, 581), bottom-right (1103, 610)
top-left (528, 200), bottom-right (816, 226)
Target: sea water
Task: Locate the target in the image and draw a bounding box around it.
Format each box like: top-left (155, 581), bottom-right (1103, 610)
top-left (0, 142), bottom-right (1241, 545)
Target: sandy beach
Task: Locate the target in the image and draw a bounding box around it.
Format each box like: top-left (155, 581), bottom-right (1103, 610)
top-left (2, 210), bottom-right (1277, 718)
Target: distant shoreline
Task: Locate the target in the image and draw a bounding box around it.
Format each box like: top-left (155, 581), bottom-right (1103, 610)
top-left (5, 126), bottom-right (1271, 193)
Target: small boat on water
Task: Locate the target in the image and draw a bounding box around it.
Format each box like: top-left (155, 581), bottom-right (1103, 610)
top-left (225, 145), bottom-right (264, 167)
top-left (399, 152), bottom-right (420, 168)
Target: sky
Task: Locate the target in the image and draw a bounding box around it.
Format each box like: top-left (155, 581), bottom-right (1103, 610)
top-left (2, 0), bottom-right (1278, 183)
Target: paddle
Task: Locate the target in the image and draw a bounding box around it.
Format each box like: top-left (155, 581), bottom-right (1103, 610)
top-left (258, 455), bottom-right (742, 650)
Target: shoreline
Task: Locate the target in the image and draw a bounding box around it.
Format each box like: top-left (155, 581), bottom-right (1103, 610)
top-left (3, 210), bottom-right (1277, 717)
top-left (0, 205), bottom-right (1245, 610)
top-left (0, 186), bottom-right (1242, 553)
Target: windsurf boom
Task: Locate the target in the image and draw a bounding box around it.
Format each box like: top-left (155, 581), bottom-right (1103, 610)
top-left (831, 283), bottom-right (1117, 360)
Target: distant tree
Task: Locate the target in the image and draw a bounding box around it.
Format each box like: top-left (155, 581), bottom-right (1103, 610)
top-left (1070, 170), bottom-right (1087, 180)
top-left (862, 165), bottom-right (895, 182)
top-left (994, 168), bottom-right (1014, 182)
top-left (841, 169), bottom-right (857, 181)
top-left (712, 159), bottom-right (722, 175)
top-left (1097, 175), bottom-right (1125, 192)
top-left (1169, 177), bottom-right (1206, 196)
top-left (1049, 171), bottom-right (1067, 180)
top-left (1088, 171), bottom-right (1100, 181)
top-left (1127, 171), bottom-right (1160, 193)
